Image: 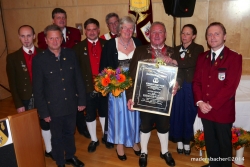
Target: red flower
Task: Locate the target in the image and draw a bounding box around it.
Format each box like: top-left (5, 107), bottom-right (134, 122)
top-left (198, 132), bottom-right (204, 141)
top-left (232, 133), bottom-right (238, 143)
top-left (192, 130), bottom-right (206, 151)
top-left (101, 77), bottom-right (110, 87)
top-left (117, 74), bottom-right (126, 83)
top-left (94, 67), bottom-right (133, 97)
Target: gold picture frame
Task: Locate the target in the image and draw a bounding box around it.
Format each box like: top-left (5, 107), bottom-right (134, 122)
top-left (131, 61), bottom-right (178, 116)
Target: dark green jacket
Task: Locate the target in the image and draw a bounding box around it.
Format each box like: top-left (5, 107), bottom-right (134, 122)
top-left (6, 47), bottom-right (42, 108)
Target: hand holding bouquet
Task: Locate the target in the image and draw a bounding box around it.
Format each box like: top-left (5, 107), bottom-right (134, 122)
top-left (94, 67), bottom-right (133, 97)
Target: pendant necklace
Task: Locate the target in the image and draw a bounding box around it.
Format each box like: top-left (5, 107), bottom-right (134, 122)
top-left (120, 37), bottom-right (130, 50)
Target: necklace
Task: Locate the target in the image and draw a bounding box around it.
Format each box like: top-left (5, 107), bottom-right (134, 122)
top-left (119, 37), bottom-right (130, 50)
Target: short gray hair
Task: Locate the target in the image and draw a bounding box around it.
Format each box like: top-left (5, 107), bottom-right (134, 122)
top-left (44, 24), bottom-right (63, 37)
top-left (105, 13), bottom-right (119, 24)
top-left (150, 21), bottom-right (166, 32)
top-left (117, 16), bottom-right (135, 36)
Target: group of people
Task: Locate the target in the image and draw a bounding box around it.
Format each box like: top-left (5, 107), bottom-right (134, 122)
top-left (6, 8), bottom-right (118, 167)
top-left (6, 7), bottom-right (242, 167)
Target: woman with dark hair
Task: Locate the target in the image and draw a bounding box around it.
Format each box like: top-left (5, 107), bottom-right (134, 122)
top-left (169, 24), bottom-right (204, 155)
top-left (100, 16), bottom-right (142, 161)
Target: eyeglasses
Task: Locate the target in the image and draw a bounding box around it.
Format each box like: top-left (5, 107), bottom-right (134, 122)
top-left (121, 26), bottom-right (134, 32)
top-left (108, 21), bottom-right (119, 26)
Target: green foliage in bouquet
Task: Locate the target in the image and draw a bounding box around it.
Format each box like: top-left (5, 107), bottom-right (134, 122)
top-left (94, 67), bottom-right (132, 97)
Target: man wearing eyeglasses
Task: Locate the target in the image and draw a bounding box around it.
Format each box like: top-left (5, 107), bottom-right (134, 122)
top-left (100, 13), bottom-right (119, 40)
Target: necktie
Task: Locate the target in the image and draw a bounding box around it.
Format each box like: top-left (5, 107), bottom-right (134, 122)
top-left (62, 33), bottom-right (66, 43)
top-left (211, 52), bottom-right (216, 65)
top-left (28, 50), bottom-right (33, 60)
top-left (92, 42), bottom-right (97, 57)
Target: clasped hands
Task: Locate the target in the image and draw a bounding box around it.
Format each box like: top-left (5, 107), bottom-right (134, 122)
top-left (198, 102), bottom-right (212, 114)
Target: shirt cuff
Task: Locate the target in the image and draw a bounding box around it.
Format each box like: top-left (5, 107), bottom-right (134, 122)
top-left (196, 100), bottom-right (203, 106)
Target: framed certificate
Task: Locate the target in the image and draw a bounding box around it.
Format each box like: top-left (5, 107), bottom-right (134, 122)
top-left (131, 61), bottom-right (178, 116)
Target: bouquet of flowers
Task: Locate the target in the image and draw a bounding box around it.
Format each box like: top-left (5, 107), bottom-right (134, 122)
top-left (94, 67), bottom-right (133, 97)
top-left (191, 130), bottom-right (206, 151)
top-left (232, 126), bottom-right (250, 150)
